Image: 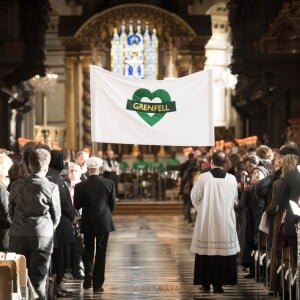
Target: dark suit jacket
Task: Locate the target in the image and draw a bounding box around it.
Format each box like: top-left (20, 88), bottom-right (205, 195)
top-left (74, 174), bottom-right (116, 234)
top-left (277, 167), bottom-right (300, 237)
top-left (47, 168), bottom-right (76, 246)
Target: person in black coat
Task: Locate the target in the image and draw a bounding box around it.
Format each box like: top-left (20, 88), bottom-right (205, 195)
top-left (277, 164), bottom-right (300, 265)
top-left (179, 152), bottom-right (197, 224)
top-left (256, 142), bottom-right (300, 201)
top-left (74, 156), bottom-right (116, 293)
top-left (47, 150), bottom-right (77, 297)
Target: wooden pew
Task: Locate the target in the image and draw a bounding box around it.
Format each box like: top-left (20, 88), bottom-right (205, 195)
top-left (0, 253), bottom-right (27, 299)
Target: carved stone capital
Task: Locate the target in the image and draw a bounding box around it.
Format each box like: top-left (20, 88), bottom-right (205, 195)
top-left (65, 56), bottom-right (78, 69)
top-left (80, 55), bottom-right (94, 69)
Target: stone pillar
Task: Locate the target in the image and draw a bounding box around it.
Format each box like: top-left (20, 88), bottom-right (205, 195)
top-left (65, 56), bottom-right (78, 149)
top-left (80, 55), bottom-right (94, 147)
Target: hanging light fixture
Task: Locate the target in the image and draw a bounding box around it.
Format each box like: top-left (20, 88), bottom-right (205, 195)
top-left (28, 70), bottom-right (58, 129)
top-left (29, 71), bottom-right (58, 93)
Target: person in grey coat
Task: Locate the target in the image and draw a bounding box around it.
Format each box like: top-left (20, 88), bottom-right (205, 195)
top-left (9, 148), bottom-right (61, 300)
top-left (74, 156), bottom-right (115, 293)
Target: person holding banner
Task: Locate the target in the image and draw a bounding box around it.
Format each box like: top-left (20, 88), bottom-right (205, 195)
top-left (190, 150), bottom-right (240, 293)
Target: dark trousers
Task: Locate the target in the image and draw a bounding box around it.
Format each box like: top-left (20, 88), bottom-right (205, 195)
top-left (52, 243), bottom-right (72, 285)
top-left (10, 235), bottom-right (53, 300)
top-left (183, 195), bottom-right (193, 223)
top-left (83, 232), bottom-right (109, 288)
top-left (72, 235), bottom-right (84, 275)
top-left (194, 254), bottom-right (237, 287)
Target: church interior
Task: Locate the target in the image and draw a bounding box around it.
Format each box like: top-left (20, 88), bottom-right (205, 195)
top-left (1, 2), bottom-right (300, 299)
top-left (0, 0), bottom-right (298, 150)
top-left (0, 0), bottom-right (299, 193)
top-left (1, 0), bottom-right (299, 151)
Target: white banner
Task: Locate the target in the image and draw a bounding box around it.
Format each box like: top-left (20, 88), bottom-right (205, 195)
top-left (90, 65), bottom-right (214, 146)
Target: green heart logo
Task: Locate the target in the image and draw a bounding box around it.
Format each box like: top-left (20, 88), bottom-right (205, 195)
top-left (126, 88), bottom-right (176, 126)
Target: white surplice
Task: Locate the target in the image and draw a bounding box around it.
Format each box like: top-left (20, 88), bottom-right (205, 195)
top-left (190, 171), bottom-right (240, 256)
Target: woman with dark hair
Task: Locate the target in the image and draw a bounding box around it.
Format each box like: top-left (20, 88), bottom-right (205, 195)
top-left (22, 141), bottom-right (37, 170)
top-left (47, 150), bottom-right (76, 297)
top-left (7, 154), bottom-right (30, 191)
top-left (228, 153), bottom-right (241, 177)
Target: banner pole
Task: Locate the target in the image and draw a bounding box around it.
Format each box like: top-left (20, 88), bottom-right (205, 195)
top-left (92, 142), bottom-right (96, 156)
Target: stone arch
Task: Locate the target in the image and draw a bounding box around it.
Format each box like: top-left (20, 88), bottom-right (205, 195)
top-left (63, 4), bottom-right (209, 149)
top-left (75, 4), bottom-right (197, 49)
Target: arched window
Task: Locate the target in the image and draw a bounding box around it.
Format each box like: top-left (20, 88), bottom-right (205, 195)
top-left (111, 20), bottom-right (158, 79)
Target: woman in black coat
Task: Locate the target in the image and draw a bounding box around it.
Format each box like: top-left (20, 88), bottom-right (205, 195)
top-left (239, 155), bottom-right (269, 277)
top-left (47, 150), bottom-right (76, 297)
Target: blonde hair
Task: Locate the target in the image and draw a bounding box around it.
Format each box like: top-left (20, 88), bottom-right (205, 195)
top-left (29, 148), bottom-right (51, 173)
top-left (281, 154), bottom-right (299, 177)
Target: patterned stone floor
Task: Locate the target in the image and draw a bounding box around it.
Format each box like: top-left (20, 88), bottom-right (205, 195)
top-left (61, 215), bottom-right (278, 299)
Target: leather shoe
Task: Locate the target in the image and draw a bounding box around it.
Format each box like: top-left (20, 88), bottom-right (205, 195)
top-left (83, 279), bottom-right (92, 289)
top-left (200, 285), bottom-right (210, 292)
top-left (56, 288), bottom-right (73, 298)
top-left (213, 286), bottom-right (224, 293)
top-left (93, 286), bottom-right (104, 293)
top-left (83, 274), bottom-right (92, 289)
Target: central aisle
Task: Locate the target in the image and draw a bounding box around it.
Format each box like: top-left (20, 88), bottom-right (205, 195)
top-left (62, 215), bottom-right (276, 299)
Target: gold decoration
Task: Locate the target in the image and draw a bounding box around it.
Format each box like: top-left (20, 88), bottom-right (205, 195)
top-left (131, 144), bottom-right (141, 157)
top-left (158, 145), bottom-right (167, 157)
top-left (64, 56), bottom-right (78, 149)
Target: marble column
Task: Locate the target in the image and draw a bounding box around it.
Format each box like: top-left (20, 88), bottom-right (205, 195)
top-left (65, 56), bottom-right (78, 149)
top-left (80, 55), bottom-right (94, 147)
